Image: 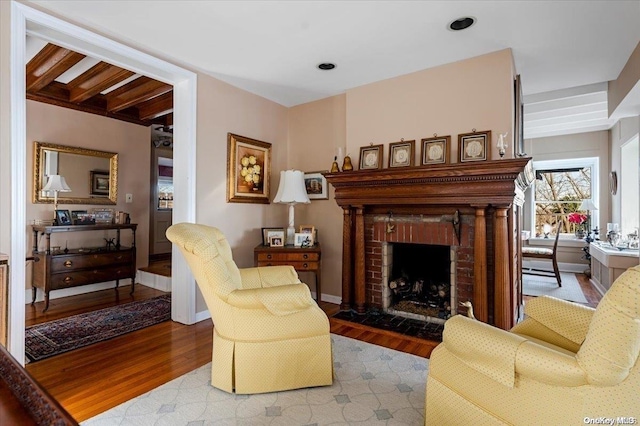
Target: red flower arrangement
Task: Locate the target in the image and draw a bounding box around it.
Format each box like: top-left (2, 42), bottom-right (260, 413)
top-left (568, 212), bottom-right (587, 225)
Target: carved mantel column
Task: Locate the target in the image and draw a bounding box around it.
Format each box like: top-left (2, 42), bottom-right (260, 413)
top-left (494, 206), bottom-right (511, 329)
top-left (341, 207), bottom-right (353, 310)
top-left (472, 205), bottom-right (488, 322)
top-left (354, 207), bottom-right (366, 313)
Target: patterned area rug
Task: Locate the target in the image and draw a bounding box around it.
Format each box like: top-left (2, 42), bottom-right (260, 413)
top-left (523, 272), bottom-right (588, 304)
top-left (83, 334), bottom-right (429, 425)
top-left (25, 294), bottom-right (171, 362)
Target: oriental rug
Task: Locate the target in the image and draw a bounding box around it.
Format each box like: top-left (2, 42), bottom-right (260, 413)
top-left (25, 294), bottom-right (171, 362)
top-left (523, 272), bottom-right (588, 304)
top-left (83, 334), bottom-right (429, 426)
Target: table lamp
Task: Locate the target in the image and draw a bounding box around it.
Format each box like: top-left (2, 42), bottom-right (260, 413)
top-left (273, 170), bottom-right (310, 245)
top-left (579, 199), bottom-right (598, 239)
top-left (43, 174), bottom-right (71, 224)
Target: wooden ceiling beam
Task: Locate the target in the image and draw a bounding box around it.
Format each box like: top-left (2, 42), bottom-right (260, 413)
top-left (67, 62), bottom-right (135, 103)
top-left (105, 76), bottom-right (172, 112)
top-left (137, 91), bottom-right (173, 121)
top-left (26, 43), bottom-right (86, 93)
top-left (27, 82), bottom-right (147, 126)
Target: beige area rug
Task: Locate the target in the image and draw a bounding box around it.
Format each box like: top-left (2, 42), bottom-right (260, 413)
top-left (523, 272), bottom-right (588, 304)
top-left (83, 334), bottom-right (428, 425)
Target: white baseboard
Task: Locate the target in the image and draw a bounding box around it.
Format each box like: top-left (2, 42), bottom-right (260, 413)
top-left (319, 293), bottom-right (341, 305)
top-left (137, 270), bottom-right (171, 292)
top-left (195, 309), bottom-right (211, 322)
top-left (26, 279), bottom-right (133, 303)
top-left (523, 260), bottom-right (586, 274)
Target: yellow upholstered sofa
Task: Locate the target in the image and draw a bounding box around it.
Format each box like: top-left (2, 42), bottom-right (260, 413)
top-left (425, 265), bottom-right (640, 425)
top-left (166, 223), bottom-right (333, 394)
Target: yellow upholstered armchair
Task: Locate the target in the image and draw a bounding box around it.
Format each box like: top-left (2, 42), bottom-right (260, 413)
top-left (166, 223), bottom-right (333, 394)
top-left (425, 265), bottom-right (640, 425)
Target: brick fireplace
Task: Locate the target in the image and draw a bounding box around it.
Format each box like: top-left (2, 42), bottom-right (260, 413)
top-left (325, 158), bottom-right (533, 330)
top-left (372, 216), bottom-right (463, 323)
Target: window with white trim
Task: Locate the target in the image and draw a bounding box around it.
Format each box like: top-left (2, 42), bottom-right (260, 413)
top-left (532, 158), bottom-right (599, 237)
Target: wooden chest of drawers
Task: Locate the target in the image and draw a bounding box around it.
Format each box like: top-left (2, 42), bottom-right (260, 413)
top-left (253, 243), bottom-right (322, 301)
top-left (31, 224), bottom-right (137, 312)
top-left (33, 248), bottom-right (136, 311)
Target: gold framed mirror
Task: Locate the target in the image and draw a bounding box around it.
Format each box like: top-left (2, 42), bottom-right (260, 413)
top-left (33, 142), bottom-right (118, 205)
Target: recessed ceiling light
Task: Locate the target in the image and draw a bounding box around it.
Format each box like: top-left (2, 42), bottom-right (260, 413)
top-left (317, 63), bottom-right (336, 70)
top-left (448, 17), bottom-right (475, 31)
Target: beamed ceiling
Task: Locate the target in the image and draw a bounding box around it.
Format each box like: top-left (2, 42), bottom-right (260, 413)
top-left (26, 42), bottom-right (174, 128)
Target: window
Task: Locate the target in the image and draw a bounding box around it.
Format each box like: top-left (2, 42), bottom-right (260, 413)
top-left (532, 158), bottom-right (599, 237)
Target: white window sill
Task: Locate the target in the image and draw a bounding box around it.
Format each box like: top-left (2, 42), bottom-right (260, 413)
top-left (526, 236), bottom-right (587, 248)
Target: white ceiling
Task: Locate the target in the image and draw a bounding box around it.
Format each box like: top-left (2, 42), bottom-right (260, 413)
top-left (27, 0), bottom-right (640, 137)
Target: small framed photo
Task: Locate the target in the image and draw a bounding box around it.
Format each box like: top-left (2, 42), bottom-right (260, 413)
top-left (269, 235), bottom-right (284, 247)
top-left (421, 135), bottom-right (451, 165)
top-left (294, 232), bottom-right (314, 247)
top-left (55, 209), bottom-right (72, 226)
top-left (71, 210), bottom-right (88, 225)
top-left (262, 227), bottom-right (285, 246)
top-left (299, 225), bottom-right (315, 234)
top-left (358, 144), bottom-right (384, 170)
top-left (458, 130), bottom-right (491, 162)
top-left (90, 170), bottom-right (110, 196)
top-left (303, 172), bottom-right (328, 200)
top-left (388, 140), bottom-right (415, 168)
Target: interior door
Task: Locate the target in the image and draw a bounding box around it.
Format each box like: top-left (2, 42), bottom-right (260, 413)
top-left (149, 146), bottom-right (173, 260)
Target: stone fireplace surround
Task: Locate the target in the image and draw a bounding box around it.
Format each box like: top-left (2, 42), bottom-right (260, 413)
top-left (325, 158), bottom-right (534, 330)
top-left (379, 229), bottom-right (457, 324)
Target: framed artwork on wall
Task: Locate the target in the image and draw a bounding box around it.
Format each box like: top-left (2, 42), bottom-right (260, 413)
top-left (358, 144), bottom-right (384, 170)
top-left (227, 133), bottom-right (271, 204)
top-left (303, 172), bottom-right (328, 200)
top-left (388, 140), bottom-right (415, 168)
top-left (421, 135), bottom-right (450, 165)
top-left (458, 130), bottom-right (491, 162)
top-left (90, 170), bottom-right (110, 196)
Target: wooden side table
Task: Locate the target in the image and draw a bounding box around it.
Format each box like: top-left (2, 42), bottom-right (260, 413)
top-left (254, 243), bottom-right (322, 301)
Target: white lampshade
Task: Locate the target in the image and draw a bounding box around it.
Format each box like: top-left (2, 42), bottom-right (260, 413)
top-left (43, 175), bottom-right (71, 192)
top-left (274, 170), bottom-right (309, 245)
top-left (273, 170), bottom-right (310, 205)
top-left (579, 199), bottom-right (598, 211)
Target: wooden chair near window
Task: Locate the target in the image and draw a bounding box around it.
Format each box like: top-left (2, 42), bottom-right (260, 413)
top-left (522, 224), bottom-right (562, 286)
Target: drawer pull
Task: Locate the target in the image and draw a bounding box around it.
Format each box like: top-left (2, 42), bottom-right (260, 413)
top-left (303, 263), bottom-right (308, 268)
top-left (266, 263), bottom-right (272, 266)
top-left (116, 255), bottom-right (123, 260)
top-left (267, 254), bottom-right (272, 260)
top-left (63, 276), bottom-right (73, 283)
top-left (303, 254), bottom-right (308, 259)
top-left (64, 260), bottom-right (73, 267)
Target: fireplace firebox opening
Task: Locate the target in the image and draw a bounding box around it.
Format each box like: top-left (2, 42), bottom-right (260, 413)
top-left (382, 242), bottom-right (456, 323)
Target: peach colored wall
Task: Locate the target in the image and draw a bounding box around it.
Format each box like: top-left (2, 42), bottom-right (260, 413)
top-left (26, 101), bottom-right (151, 283)
top-left (289, 95), bottom-right (346, 301)
top-left (345, 49), bottom-right (515, 165)
top-left (193, 73), bottom-right (289, 312)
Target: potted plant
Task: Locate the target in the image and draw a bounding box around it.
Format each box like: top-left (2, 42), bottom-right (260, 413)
top-left (568, 212), bottom-right (588, 239)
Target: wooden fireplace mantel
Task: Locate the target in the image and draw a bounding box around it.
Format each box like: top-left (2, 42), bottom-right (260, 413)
top-left (324, 158), bottom-right (533, 208)
top-left (324, 158), bottom-right (534, 330)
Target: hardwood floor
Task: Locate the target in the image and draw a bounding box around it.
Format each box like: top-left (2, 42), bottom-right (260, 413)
top-left (23, 274), bottom-right (602, 422)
